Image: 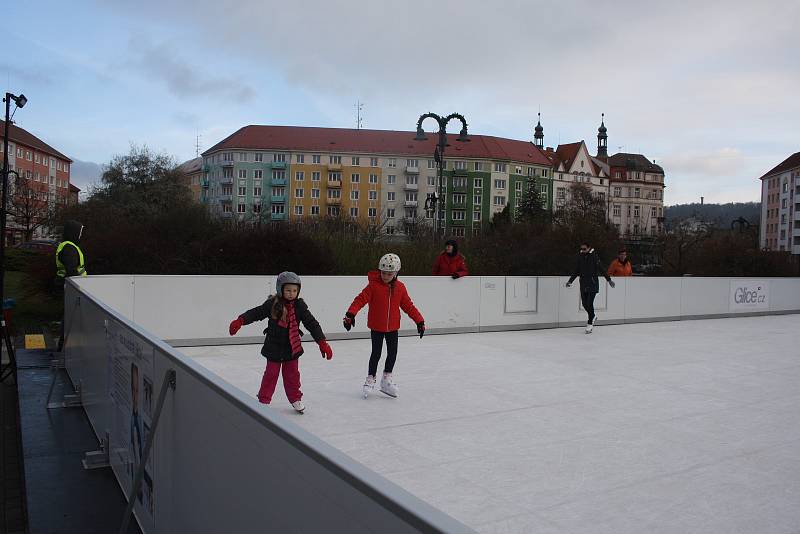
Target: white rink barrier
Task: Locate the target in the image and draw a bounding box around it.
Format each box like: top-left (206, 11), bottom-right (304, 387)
top-left (64, 275), bottom-right (800, 532)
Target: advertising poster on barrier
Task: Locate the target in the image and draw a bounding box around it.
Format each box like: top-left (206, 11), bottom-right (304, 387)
top-left (107, 319), bottom-right (157, 529)
top-left (729, 280), bottom-right (769, 312)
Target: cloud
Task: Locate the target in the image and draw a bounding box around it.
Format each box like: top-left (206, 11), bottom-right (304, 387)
top-left (0, 63), bottom-right (55, 86)
top-left (124, 37), bottom-right (256, 102)
top-left (69, 159), bottom-right (103, 192)
top-left (661, 148), bottom-right (745, 177)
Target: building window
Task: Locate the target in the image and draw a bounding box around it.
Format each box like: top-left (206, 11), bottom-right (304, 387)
top-left (407, 159), bottom-right (419, 168)
top-left (494, 179), bottom-right (506, 189)
top-left (312, 172), bottom-right (321, 182)
top-left (515, 181), bottom-right (522, 192)
top-left (254, 186), bottom-right (262, 196)
top-left (328, 171), bottom-right (341, 183)
top-left (473, 210), bottom-right (482, 221)
top-left (328, 189), bottom-right (341, 199)
top-left (237, 203), bottom-right (246, 213)
top-left (296, 154), bottom-right (304, 163)
top-left (351, 190), bottom-right (359, 200)
top-left (252, 170), bottom-right (262, 180)
top-left (634, 187), bottom-right (641, 198)
top-left (651, 206), bottom-right (657, 217)
top-left (387, 208), bottom-right (395, 218)
top-left (474, 162), bottom-right (483, 172)
top-left (613, 186), bottom-right (621, 197)
top-left (351, 156), bottom-right (360, 166)
top-left (369, 190), bottom-right (377, 200)
top-left (474, 194), bottom-right (482, 205)
top-left (294, 205), bottom-right (303, 215)
top-left (252, 203), bottom-right (262, 214)
top-left (311, 188), bottom-right (320, 199)
top-left (387, 191), bottom-right (396, 201)
top-left (388, 158), bottom-right (396, 168)
top-left (238, 169), bottom-right (247, 179)
top-left (311, 205), bottom-right (320, 215)
top-left (494, 163), bottom-right (507, 173)
top-left (538, 184), bottom-right (547, 195)
top-left (369, 173), bottom-right (379, 183)
top-left (295, 188), bottom-right (304, 198)
top-left (387, 174), bottom-right (396, 184)
top-left (386, 225), bottom-right (395, 235)
top-left (427, 159), bottom-right (436, 169)
top-left (273, 170), bottom-right (286, 181)
top-left (238, 152), bottom-right (248, 162)
top-left (405, 192), bottom-right (418, 202)
top-left (406, 175), bottom-right (418, 185)
top-left (453, 193), bottom-right (466, 204)
top-left (272, 153), bottom-right (285, 163)
top-left (329, 155), bottom-right (341, 164)
top-left (238, 186), bottom-right (246, 196)
top-left (634, 205), bottom-right (640, 217)
top-left (272, 204), bottom-right (285, 215)
top-left (405, 207), bottom-right (418, 218)
top-left (453, 210), bottom-right (466, 221)
top-left (454, 161), bottom-right (466, 170)
top-left (351, 173), bottom-right (360, 183)
top-left (253, 153), bottom-right (263, 162)
top-left (327, 206), bottom-right (340, 216)
top-left (295, 171), bottom-right (304, 181)
top-left (493, 196), bottom-right (506, 206)
top-left (368, 207), bottom-right (377, 217)
top-left (613, 204), bottom-right (621, 217)
top-left (370, 157), bottom-right (379, 167)
top-left (350, 207), bottom-right (359, 217)
top-left (272, 186), bottom-right (285, 196)
top-left (312, 155), bottom-right (321, 164)
top-left (428, 176), bottom-right (436, 186)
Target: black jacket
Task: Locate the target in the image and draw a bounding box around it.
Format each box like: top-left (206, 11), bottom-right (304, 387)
top-left (567, 249), bottom-right (611, 294)
top-left (56, 220), bottom-right (84, 287)
top-left (240, 297), bottom-right (325, 362)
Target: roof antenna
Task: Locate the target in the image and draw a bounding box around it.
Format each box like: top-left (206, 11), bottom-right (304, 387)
top-left (195, 133), bottom-right (203, 157)
top-left (355, 100), bottom-right (364, 130)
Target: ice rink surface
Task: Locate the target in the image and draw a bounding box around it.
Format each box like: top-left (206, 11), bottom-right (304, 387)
top-left (182, 315), bottom-right (800, 533)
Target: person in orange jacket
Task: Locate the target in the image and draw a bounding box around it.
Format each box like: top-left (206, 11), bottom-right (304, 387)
top-left (432, 239), bottom-right (468, 278)
top-left (343, 253), bottom-right (425, 399)
top-left (607, 248), bottom-right (633, 277)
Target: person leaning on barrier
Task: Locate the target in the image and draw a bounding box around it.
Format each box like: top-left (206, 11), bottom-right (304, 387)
top-left (565, 242), bottom-right (614, 334)
top-left (432, 239), bottom-right (468, 279)
top-left (607, 248), bottom-right (633, 277)
top-left (55, 220), bottom-right (88, 351)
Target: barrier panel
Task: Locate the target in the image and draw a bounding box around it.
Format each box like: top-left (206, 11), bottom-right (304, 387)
top-left (66, 275), bottom-right (800, 532)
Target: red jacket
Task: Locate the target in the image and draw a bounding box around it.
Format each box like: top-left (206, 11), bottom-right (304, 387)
top-left (432, 252), bottom-right (468, 277)
top-left (347, 271), bottom-right (424, 332)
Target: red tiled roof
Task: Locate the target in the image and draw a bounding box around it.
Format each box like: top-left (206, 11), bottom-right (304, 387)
top-left (203, 125), bottom-right (552, 166)
top-left (758, 151), bottom-right (800, 180)
top-left (608, 153), bottom-right (664, 174)
top-left (0, 120), bottom-right (72, 162)
top-left (69, 183), bottom-right (80, 192)
top-left (552, 141), bottom-right (583, 171)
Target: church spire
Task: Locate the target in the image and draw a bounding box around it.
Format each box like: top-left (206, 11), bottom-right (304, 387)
top-left (597, 113), bottom-right (608, 158)
top-left (534, 112), bottom-right (544, 149)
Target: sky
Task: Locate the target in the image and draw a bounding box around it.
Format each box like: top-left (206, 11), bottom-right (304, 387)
top-left (2, 0), bottom-right (798, 204)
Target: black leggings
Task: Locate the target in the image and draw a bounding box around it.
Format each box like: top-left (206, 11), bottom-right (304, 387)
top-left (581, 291), bottom-right (597, 324)
top-left (369, 330), bottom-right (399, 376)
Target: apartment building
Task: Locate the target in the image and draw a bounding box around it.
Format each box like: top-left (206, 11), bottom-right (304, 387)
top-left (201, 126), bottom-right (553, 237)
top-left (607, 153), bottom-right (666, 238)
top-left (759, 152), bottom-right (800, 254)
top-left (1, 120), bottom-right (72, 244)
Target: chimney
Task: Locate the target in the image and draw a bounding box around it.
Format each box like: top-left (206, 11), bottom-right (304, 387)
top-left (545, 147), bottom-right (554, 152)
top-left (700, 196), bottom-right (704, 205)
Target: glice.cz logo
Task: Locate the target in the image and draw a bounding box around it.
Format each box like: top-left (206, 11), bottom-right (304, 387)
top-left (733, 285), bottom-right (766, 305)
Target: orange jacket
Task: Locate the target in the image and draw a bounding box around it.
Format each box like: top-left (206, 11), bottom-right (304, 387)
top-left (607, 258), bottom-right (632, 277)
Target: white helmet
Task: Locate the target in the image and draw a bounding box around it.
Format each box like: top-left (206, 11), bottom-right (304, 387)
top-left (378, 253), bottom-right (401, 272)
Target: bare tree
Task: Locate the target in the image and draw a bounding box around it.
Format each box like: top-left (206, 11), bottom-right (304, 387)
top-left (7, 175), bottom-right (58, 241)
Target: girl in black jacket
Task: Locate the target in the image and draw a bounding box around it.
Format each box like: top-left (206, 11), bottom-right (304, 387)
top-left (228, 272), bottom-right (333, 413)
top-left (566, 242), bottom-right (615, 333)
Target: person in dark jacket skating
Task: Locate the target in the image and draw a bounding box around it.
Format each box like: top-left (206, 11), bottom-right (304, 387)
top-left (432, 239), bottom-right (468, 278)
top-left (566, 242), bottom-right (615, 333)
top-left (343, 253), bottom-right (425, 399)
top-left (228, 272), bottom-right (333, 413)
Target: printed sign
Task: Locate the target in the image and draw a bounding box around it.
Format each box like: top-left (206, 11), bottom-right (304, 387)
top-left (107, 319), bottom-right (157, 529)
top-left (729, 280), bottom-right (769, 311)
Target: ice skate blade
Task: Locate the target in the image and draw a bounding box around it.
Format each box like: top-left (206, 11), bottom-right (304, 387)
top-left (380, 389), bottom-right (397, 398)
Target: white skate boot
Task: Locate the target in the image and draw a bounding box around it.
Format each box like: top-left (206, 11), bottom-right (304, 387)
top-left (362, 375), bottom-right (376, 399)
top-left (585, 322), bottom-right (594, 334)
top-left (380, 373), bottom-right (398, 398)
top-left (291, 400), bottom-right (305, 413)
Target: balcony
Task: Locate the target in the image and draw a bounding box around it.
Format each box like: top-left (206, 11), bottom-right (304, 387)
top-left (327, 163), bottom-right (342, 171)
top-left (219, 194), bottom-right (232, 202)
top-left (794, 210), bottom-right (800, 222)
top-left (453, 168), bottom-right (469, 177)
top-left (271, 176), bottom-right (287, 185)
top-left (221, 211), bottom-right (233, 219)
top-left (327, 179), bottom-right (342, 188)
top-left (221, 160), bottom-right (234, 167)
top-left (271, 161), bottom-right (286, 170)
top-left (451, 219), bottom-right (465, 226)
top-left (452, 182), bottom-right (467, 192)
top-left (271, 195), bottom-right (286, 203)
top-left (220, 176), bottom-right (234, 185)
top-left (405, 166), bottom-right (420, 174)
top-left (271, 211), bottom-right (287, 220)
top-left (201, 181), bottom-right (209, 189)
top-left (327, 197), bottom-right (341, 205)
top-left (404, 200), bottom-right (418, 207)
top-left (404, 183), bottom-right (418, 191)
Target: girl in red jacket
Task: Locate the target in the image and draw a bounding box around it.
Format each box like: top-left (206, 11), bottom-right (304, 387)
top-left (343, 253), bottom-right (425, 399)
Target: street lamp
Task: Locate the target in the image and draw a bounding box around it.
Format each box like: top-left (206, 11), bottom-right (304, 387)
top-left (1, 92), bottom-right (27, 382)
top-left (414, 112), bottom-right (469, 238)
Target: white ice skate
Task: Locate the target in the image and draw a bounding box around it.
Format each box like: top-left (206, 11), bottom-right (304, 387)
top-left (291, 400), bottom-right (305, 413)
top-left (362, 375), bottom-right (376, 399)
top-left (585, 322), bottom-right (594, 334)
top-left (380, 373), bottom-right (398, 398)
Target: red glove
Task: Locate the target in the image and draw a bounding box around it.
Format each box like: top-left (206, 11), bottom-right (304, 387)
top-left (318, 340), bottom-right (333, 360)
top-left (229, 316), bottom-right (245, 336)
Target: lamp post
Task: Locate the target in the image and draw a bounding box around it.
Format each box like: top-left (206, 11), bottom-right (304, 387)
top-left (414, 112), bottom-right (469, 238)
top-left (1, 92), bottom-right (27, 382)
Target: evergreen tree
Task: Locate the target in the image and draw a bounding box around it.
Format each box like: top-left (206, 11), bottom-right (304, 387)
top-left (516, 177), bottom-right (549, 224)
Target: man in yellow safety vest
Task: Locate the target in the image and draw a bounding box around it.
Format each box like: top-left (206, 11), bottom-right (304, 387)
top-left (55, 220), bottom-right (87, 351)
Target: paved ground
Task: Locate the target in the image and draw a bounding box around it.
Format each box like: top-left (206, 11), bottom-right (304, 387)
top-left (182, 315), bottom-right (800, 534)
